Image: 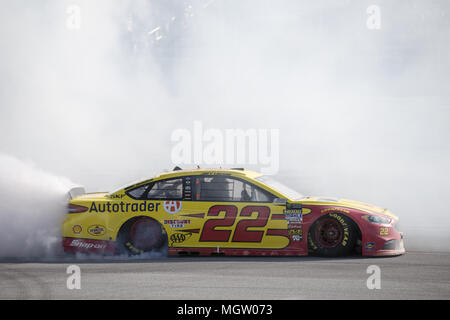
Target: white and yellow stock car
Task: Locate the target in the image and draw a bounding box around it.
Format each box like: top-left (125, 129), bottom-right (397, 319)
top-left (63, 168), bottom-right (405, 257)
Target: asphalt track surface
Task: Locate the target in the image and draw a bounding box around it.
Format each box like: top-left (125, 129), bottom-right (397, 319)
top-left (0, 251), bottom-right (449, 300)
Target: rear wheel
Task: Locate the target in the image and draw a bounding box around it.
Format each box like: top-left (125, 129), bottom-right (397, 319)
top-left (117, 217), bottom-right (166, 255)
top-left (308, 212), bottom-right (357, 257)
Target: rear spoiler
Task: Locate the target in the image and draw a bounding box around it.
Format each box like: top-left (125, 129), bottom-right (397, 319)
top-left (68, 186), bottom-right (86, 200)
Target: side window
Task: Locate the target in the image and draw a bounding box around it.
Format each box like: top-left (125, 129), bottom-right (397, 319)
top-left (146, 178), bottom-right (183, 200)
top-left (193, 176), bottom-right (275, 202)
top-left (248, 184), bottom-right (275, 202)
top-left (127, 184), bottom-right (149, 199)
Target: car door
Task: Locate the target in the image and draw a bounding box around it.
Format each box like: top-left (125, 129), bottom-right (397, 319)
top-left (189, 174), bottom-right (291, 253)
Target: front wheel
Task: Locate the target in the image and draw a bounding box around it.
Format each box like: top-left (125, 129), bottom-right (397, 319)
top-left (308, 212), bottom-right (357, 257)
top-left (117, 217), bottom-right (167, 255)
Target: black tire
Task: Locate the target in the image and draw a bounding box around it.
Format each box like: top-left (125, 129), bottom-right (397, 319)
top-left (308, 212), bottom-right (357, 257)
top-left (117, 217), bottom-right (167, 255)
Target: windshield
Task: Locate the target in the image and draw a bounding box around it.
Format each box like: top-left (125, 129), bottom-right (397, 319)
top-left (255, 175), bottom-right (304, 200)
top-left (108, 176), bottom-right (154, 195)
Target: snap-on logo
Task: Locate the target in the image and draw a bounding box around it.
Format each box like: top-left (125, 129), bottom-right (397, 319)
top-left (70, 239), bottom-right (107, 250)
top-left (163, 201), bottom-right (182, 214)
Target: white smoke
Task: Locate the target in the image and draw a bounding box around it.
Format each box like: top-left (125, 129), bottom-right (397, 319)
top-left (0, 1), bottom-right (449, 255)
top-left (0, 153), bottom-right (75, 258)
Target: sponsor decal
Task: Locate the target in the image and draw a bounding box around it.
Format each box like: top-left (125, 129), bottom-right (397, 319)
top-left (288, 225), bottom-right (303, 241)
top-left (109, 194), bottom-right (125, 199)
top-left (283, 209), bottom-right (302, 222)
top-left (87, 225), bottom-right (106, 236)
top-left (286, 207), bottom-right (303, 241)
top-left (69, 239), bottom-right (107, 250)
top-left (288, 229), bottom-right (302, 236)
top-left (89, 201), bottom-right (160, 213)
top-left (169, 232), bottom-right (192, 246)
top-left (164, 219), bottom-right (191, 228)
top-left (72, 225), bottom-right (82, 234)
top-left (321, 207), bottom-right (350, 214)
top-left (163, 201), bottom-right (182, 214)
top-left (287, 221), bottom-right (302, 229)
top-left (365, 242), bottom-right (376, 250)
top-left (328, 213), bottom-right (347, 226)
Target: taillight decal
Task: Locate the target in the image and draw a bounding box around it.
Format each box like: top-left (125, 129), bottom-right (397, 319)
top-left (68, 204), bottom-right (88, 213)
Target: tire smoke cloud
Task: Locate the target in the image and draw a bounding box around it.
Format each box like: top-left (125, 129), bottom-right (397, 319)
top-left (0, 154), bottom-right (74, 258)
top-left (0, 1), bottom-right (449, 255)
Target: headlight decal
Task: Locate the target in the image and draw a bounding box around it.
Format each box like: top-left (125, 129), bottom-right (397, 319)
top-left (361, 214), bottom-right (391, 225)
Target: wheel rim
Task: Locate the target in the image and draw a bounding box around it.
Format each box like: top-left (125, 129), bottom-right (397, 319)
top-left (130, 219), bottom-right (160, 251)
top-left (315, 218), bottom-right (343, 248)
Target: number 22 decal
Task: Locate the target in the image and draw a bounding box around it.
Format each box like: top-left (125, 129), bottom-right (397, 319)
top-left (199, 205), bottom-right (270, 243)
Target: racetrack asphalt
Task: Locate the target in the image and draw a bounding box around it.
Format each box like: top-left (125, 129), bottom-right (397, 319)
top-left (0, 251), bottom-right (449, 300)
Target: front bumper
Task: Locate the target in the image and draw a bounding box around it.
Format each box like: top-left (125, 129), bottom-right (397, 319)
top-left (362, 220), bottom-right (405, 256)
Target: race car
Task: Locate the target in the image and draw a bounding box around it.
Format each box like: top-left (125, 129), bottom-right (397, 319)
top-left (62, 168), bottom-right (405, 257)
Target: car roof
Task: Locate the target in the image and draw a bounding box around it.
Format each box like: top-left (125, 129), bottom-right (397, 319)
top-left (109, 168), bottom-right (264, 195)
top-left (155, 167), bottom-right (262, 180)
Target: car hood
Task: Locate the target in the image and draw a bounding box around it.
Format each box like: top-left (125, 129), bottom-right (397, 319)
top-left (301, 196), bottom-right (398, 219)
